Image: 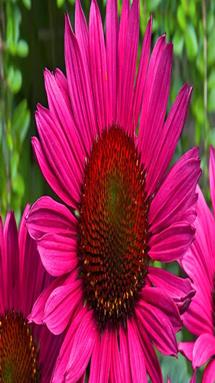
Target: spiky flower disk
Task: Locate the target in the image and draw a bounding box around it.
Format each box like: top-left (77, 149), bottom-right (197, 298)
top-left (179, 147), bottom-right (215, 383)
top-left (0, 208), bottom-right (62, 382)
top-left (26, 0), bottom-right (201, 381)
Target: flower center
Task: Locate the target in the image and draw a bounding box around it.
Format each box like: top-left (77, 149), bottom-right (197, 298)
top-left (0, 311), bottom-right (39, 383)
top-left (79, 127), bottom-right (149, 329)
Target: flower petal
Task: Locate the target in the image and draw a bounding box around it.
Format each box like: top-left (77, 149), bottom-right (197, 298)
top-left (89, 328), bottom-right (112, 383)
top-left (203, 358), bottom-right (215, 383)
top-left (26, 196), bottom-right (77, 241)
top-left (193, 333), bottom-right (215, 368)
top-left (178, 341), bottom-right (194, 361)
top-left (149, 147), bottom-right (200, 233)
top-left (127, 319), bottom-right (147, 382)
top-left (44, 279), bottom-right (82, 335)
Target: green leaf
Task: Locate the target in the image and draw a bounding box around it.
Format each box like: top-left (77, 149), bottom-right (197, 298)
top-left (57, 0), bottom-right (65, 7)
top-left (22, 0), bottom-right (31, 10)
top-left (160, 353), bottom-right (191, 383)
top-left (6, 4), bottom-right (21, 55)
top-left (208, 33), bottom-right (215, 66)
top-left (17, 40), bottom-right (29, 57)
top-left (208, 70), bottom-right (215, 90)
top-left (208, 89), bottom-right (215, 112)
top-left (12, 100), bottom-right (30, 144)
top-left (7, 67), bottom-right (22, 94)
top-left (12, 173), bottom-right (25, 197)
top-left (192, 97), bottom-right (204, 124)
top-left (148, 0), bottom-right (161, 12)
top-left (173, 31), bottom-right (184, 56)
top-left (185, 24), bottom-right (198, 61)
top-left (177, 5), bottom-right (187, 31)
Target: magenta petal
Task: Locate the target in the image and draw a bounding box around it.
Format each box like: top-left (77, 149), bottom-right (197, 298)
top-left (3, 212), bottom-right (19, 311)
top-left (209, 146), bottom-right (215, 215)
top-left (75, 0), bottom-right (89, 68)
top-left (139, 286), bottom-right (181, 331)
top-left (131, 17), bottom-right (152, 133)
top-left (44, 279), bottom-right (82, 335)
top-left (148, 266), bottom-right (194, 313)
top-left (28, 277), bottom-right (63, 324)
top-left (38, 233), bottom-right (78, 277)
top-left (26, 196), bottom-right (77, 241)
top-left (127, 319), bottom-right (147, 383)
top-left (106, 0), bottom-right (118, 124)
top-left (138, 40), bottom-right (173, 190)
top-left (117, 0), bottom-right (139, 133)
top-left (145, 84), bottom-right (192, 195)
top-left (193, 333), bottom-right (215, 368)
top-left (138, 323), bottom-right (162, 383)
top-left (149, 222), bottom-right (195, 262)
top-left (65, 310), bottom-right (97, 382)
top-left (203, 359), bottom-right (215, 383)
top-left (119, 327), bottom-right (132, 383)
top-left (89, 0), bottom-right (108, 133)
top-left (109, 332), bottom-right (125, 383)
top-left (89, 328), bottom-right (112, 383)
top-left (136, 304), bottom-right (177, 356)
top-left (178, 341), bottom-right (194, 361)
top-left (149, 147), bottom-right (200, 233)
top-left (65, 15), bottom-right (97, 147)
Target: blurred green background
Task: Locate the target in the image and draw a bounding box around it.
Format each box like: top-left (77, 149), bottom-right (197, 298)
top-left (0, 0), bottom-right (214, 381)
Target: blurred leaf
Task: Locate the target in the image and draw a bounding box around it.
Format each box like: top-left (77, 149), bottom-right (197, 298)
top-left (7, 67), bottom-right (22, 94)
top-left (160, 353), bottom-right (191, 383)
top-left (6, 4), bottom-right (21, 55)
top-left (12, 99), bottom-right (30, 144)
top-left (22, 0), bottom-right (31, 10)
top-left (208, 70), bottom-right (215, 90)
top-left (177, 5), bottom-right (186, 31)
top-left (173, 31), bottom-right (184, 56)
top-left (185, 24), bottom-right (198, 61)
top-left (11, 152), bottom-right (19, 179)
top-left (17, 40), bottom-right (29, 58)
top-left (208, 89), bottom-right (215, 112)
top-left (208, 33), bottom-right (215, 66)
top-left (148, 0), bottom-right (162, 12)
top-left (57, 0), bottom-right (65, 7)
top-left (192, 97), bottom-right (204, 124)
top-left (12, 173), bottom-right (25, 197)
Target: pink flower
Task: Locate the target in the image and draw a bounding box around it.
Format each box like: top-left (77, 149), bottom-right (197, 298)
top-left (26, 0), bottom-right (201, 381)
top-left (179, 147), bottom-right (215, 383)
top-left (0, 206), bottom-right (62, 382)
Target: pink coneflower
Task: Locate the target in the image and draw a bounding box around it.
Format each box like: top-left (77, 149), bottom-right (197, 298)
top-left (26, 0), bottom-right (201, 381)
top-left (0, 206), bottom-right (62, 382)
top-left (179, 147), bottom-right (215, 383)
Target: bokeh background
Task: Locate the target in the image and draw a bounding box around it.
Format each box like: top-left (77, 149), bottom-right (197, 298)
top-left (0, 0), bottom-right (214, 381)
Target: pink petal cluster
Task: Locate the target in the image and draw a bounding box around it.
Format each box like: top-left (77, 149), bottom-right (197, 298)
top-left (0, 206), bottom-right (63, 382)
top-left (179, 147), bottom-right (215, 383)
top-left (24, 0), bottom-right (202, 382)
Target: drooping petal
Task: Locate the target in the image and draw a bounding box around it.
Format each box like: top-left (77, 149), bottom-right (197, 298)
top-left (89, 328), bottom-right (112, 383)
top-left (192, 333), bottom-right (215, 368)
top-left (26, 196), bottom-right (77, 240)
top-left (178, 341), bottom-right (194, 361)
top-left (202, 359), bottom-right (215, 383)
top-left (148, 266), bottom-right (194, 313)
top-left (44, 279), bottom-right (82, 335)
top-left (127, 319), bottom-right (147, 382)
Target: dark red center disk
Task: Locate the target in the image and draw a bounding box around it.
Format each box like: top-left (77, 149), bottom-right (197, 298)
top-left (79, 127), bottom-right (149, 329)
top-left (0, 311), bottom-right (39, 383)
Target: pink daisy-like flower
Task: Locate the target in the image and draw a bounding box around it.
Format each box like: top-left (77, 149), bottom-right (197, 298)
top-left (179, 147), bottom-right (215, 383)
top-left (26, 0), bottom-right (201, 381)
top-left (0, 206), bottom-right (62, 382)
